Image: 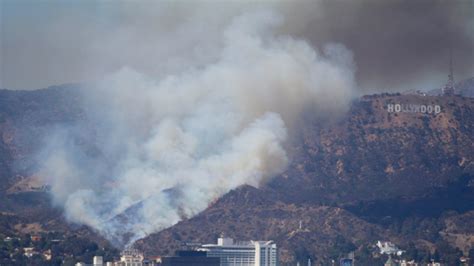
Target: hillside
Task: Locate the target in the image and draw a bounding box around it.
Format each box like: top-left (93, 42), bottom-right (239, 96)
top-left (0, 85), bottom-right (83, 192)
top-left (0, 81), bottom-right (474, 264)
top-left (270, 93), bottom-right (474, 204)
top-left (134, 185), bottom-right (390, 264)
top-left (136, 93), bottom-right (474, 265)
top-left (0, 86), bottom-right (121, 264)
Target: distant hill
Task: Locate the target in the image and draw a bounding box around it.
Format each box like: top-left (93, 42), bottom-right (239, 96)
top-left (0, 84), bottom-right (83, 194)
top-left (457, 77), bottom-right (474, 97)
top-left (428, 77), bottom-right (474, 97)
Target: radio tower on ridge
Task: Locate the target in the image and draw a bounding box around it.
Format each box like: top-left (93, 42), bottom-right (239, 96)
top-left (442, 48), bottom-right (455, 96)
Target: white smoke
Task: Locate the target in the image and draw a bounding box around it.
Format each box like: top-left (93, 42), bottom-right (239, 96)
top-left (39, 7), bottom-right (356, 246)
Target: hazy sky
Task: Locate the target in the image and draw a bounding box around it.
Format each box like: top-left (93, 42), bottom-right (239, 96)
top-left (1, 0), bottom-right (473, 91)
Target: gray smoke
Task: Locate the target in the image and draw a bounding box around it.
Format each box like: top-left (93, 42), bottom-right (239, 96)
top-left (291, 0), bottom-right (474, 92)
top-left (38, 7), bottom-right (356, 246)
top-left (1, 1), bottom-right (472, 91)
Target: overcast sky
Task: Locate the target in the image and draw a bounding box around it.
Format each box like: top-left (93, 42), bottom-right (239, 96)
top-left (1, 0), bottom-right (473, 92)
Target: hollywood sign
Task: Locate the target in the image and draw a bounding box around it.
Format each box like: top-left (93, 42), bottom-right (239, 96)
top-left (387, 103), bottom-right (441, 114)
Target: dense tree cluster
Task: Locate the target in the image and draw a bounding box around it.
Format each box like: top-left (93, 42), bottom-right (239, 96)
top-left (0, 232), bottom-right (119, 266)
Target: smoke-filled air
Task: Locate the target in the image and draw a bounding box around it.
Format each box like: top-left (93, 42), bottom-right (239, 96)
top-left (37, 4), bottom-right (356, 247)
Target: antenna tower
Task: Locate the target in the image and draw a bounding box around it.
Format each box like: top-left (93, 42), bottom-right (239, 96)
top-left (443, 47), bottom-right (455, 95)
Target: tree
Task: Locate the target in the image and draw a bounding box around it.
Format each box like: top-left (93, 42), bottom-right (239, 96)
top-left (404, 241), bottom-right (418, 261)
top-left (432, 249), bottom-right (440, 262)
top-left (469, 247), bottom-right (474, 262)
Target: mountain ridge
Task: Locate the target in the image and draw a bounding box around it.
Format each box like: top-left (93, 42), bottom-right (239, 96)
top-left (1, 79), bottom-right (474, 264)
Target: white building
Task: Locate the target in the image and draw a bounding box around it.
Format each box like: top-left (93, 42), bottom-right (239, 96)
top-left (23, 247), bottom-right (37, 258)
top-left (400, 260), bottom-right (418, 266)
top-left (94, 256), bottom-right (104, 266)
top-left (377, 241), bottom-right (404, 256)
top-left (119, 249), bottom-right (144, 266)
top-left (199, 237), bottom-right (277, 266)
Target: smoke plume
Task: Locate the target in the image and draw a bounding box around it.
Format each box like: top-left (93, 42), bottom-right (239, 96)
top-left (1, 1), bottom-right (472, 91)
top-left (38, 7), bottom-right (355, 246)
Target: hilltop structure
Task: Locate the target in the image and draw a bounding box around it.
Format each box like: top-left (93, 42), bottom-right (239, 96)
top-left (442, 49), bottom-right (456, 96)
